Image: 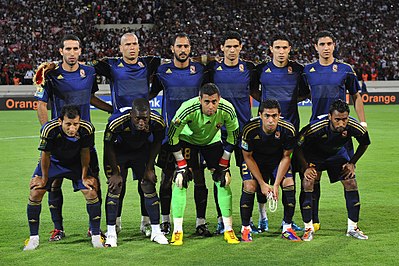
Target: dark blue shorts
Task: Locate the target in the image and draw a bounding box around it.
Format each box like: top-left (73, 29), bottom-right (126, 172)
top-left (32, 162), bottom-right (90, 191)
top-left (306, 148), bottom-right (353, 183)
top-left (241, 160), bottom-right (293, 185)
top-left (105, 148), bottom-right (149, 181)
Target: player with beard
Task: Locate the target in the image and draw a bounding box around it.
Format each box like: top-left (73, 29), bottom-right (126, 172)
top-left (34, 34), bottom-right (112, 242)
top-left (297, 100), bottom-right (370, 241)
top-left (149, 33), bottom-right (210, 236)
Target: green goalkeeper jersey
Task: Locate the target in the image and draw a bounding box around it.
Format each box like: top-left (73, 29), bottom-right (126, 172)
top-left (168, 97), bottom-right (239, 148)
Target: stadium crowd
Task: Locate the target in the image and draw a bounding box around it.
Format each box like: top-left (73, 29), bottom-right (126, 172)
top-left (1, 0), bottom-right (398, 85)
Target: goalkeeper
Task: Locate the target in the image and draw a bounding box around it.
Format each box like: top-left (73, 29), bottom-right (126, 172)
top-left (167, 83), bottom-right (240, 245)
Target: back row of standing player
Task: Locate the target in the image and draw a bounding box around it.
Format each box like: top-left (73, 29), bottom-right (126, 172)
top-left (25, 29), bottom-right (367, 249)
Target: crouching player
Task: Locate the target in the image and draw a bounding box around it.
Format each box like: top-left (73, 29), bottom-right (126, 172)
top-left (240, 99), bottom-right (301, 242)
top-left (103, 98), bottom-right (168, 247)
top-left (168, 83), bottom-right (240, 245)
top-left (24, 105), bottom-right (103, 250)
top-left (297, 99), bottom-right (370, 241)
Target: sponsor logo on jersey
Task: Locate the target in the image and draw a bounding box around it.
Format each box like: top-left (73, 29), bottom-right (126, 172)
top-left (254, 135), bottom-right (260, 139)
top-left (239, 64), bottom-right (244, 72)
top-left (265, 68), bottom-right (271, 73)
top-left (80, 69), bottom-right (86, 78)
top-left (138, 61), bottom-right (144, 68)
top-left (166, 68), bottom-right (172, 74)
top-left (310, 67), bottom-right (316, 72)
top-left (190, 65), bottom-right (196, 74)
top-left (322, 134), bottom-right (328, 138)
top-left (217, 66), bottom-right (223, 71)
top-left (57, 74), bottom-right (64, 79)
top-left (118, 62), bottom-right (124, 67)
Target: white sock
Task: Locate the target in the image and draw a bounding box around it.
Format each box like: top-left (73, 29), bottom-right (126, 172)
top-left (223, 216), bottom-right (233, 231)
top-left (151, 224), bottom-right (161, 235)
top-left (173, 218), bottom-right (183, 233)
top-left (282, 221), bottom-right (291, 232)
top-left (241, 225), bottom-right (251, 232)
top-left (30, 235), bottom-right (39, 240)
top-left (258, 203), bottom-right (267, 220)
top-left (196, 218), bottom-right (206, 227)
top-left (141, 215), bottom-right (150, 225)
top-left (162, 215), bottom-right (170, 223)
top-left (348, 218), bottom-right (357, 231)
top-left (304, 221), bottom-right (314, 231)
top-left (107, 225), bottom-right (116, 235)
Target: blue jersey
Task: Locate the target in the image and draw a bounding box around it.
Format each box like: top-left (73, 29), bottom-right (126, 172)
top-left (151, 60), bottom-right (204, 125)
top-left (257, 60), bottom-right (308, 130)
top-left (298, 116), bottom-right (370, 160)
top-left (205, 59), bottom-right (257, 129)
top-left (38, 118), bottom-right (95, 166)
top-left (241, 117), bottom-right (296, 166)
top-left (34, 63), bottom-right (98, 121)
top-left (303, 59), bottom-right (361, 122)
top-left (94, 56), bottom-right (161, 113)
top-left (104, 110), bottom-right (166, 154)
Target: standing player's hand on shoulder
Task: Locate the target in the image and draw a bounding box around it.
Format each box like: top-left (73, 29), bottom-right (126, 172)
top-left (341, 162), bottom-right (355, 179)
top-left (30, 175), bottom-right (48, 190)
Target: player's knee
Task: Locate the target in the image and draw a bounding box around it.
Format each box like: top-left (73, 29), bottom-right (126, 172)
top-left (342, 179), bottom-right (358, 191)
top-left (141, 180), bottom-right (156, 195)
top-left (50, 186), bottom-right (62, 192)
top-left (30, 189), bottom-right (46, 201)
top-left (282, 177), bottom-right (294, 188)
top-left (302, 179), bottom-right (314, 191)
top-left (82, 189), bottom-right (98, 200)
top-left (52, 178), bottom-right (63, 187)
top-left (243, 180), bottom-right (257, 193)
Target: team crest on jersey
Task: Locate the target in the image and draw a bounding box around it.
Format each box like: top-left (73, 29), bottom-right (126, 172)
top-left (239, 64), bottom-right (244, 72)
top-left (265, 68), bottom-right (271, 73)
top-left (80, 69), bottom-right (86, 78)
top-left (341, 130), bottom-right (348, 137)
top-left (309, 67), bottom-right (316, 72)
top-left (332, 64), bottom-right (338, 72)
top-left (216, 122), bottom-right (223, 129)
top-left (166, 68), bottom-right (172, 74)
top-left (217, 66), bottom-right (223, 71)
top-left (241, 139), bottom-right (249, 150)
top-left (57, 74), bottom-right (64, 80)
top-left (190, 65), bottom-right (196, 74)
top-left (118, 62), bottom-right (124, 67)
top-left (288, 66), bottom-right (293, 74)
top-left (138, 62), bottom-right (144, 68)
top-left (274, 131), bottom-right (280, 139)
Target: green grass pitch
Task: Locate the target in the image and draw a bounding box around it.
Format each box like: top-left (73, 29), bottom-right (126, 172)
top-left (0, 105), bottom-right (398, 265)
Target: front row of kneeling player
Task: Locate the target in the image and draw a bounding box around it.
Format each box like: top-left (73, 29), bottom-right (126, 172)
top-left (24, 84), bottom-right (369, 250)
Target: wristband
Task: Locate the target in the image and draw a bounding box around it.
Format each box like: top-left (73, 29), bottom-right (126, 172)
top-left (219, 157), bottom-right (229, 167)
top-left (177, 159), bottom-right (187, 169)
